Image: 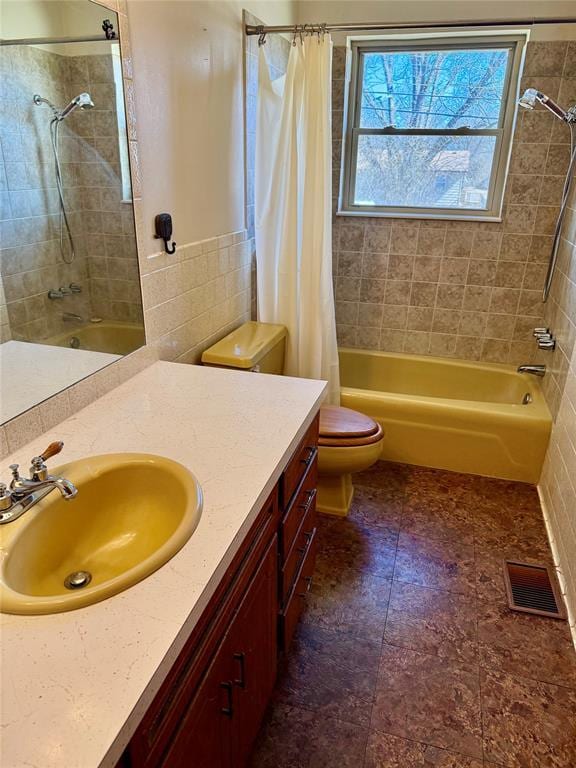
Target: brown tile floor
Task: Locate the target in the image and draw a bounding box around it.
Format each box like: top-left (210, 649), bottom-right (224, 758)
top-left (250, 461), bottom-right (576, 768)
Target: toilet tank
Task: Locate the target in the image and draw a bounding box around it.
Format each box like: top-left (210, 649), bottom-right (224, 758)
top-left (201, 321), bottom-right (287, 374)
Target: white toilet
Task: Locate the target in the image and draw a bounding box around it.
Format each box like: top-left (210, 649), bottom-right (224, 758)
top-left (202, 321), bottom-right (384, 516)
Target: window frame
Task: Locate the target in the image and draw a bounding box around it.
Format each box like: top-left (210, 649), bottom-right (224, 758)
top-left (339, 34), bottom-right (527, 221)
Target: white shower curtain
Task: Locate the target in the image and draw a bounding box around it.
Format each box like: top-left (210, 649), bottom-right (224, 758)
top-left (255, 34), bottom-right (340, 404)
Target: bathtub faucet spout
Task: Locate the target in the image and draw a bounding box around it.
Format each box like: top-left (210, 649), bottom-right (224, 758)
top-left (517, 364), bottom-right (546, 377)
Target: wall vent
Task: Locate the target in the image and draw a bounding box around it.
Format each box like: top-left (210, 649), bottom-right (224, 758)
top-left (503, 560), bottom-right (566, 619)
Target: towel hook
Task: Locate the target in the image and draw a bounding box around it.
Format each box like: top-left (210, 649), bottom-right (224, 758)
top-left (154, 213), bottom-right (176, 255)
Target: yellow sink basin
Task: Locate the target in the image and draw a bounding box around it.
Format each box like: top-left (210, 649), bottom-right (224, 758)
top-left (0, 454), bottom-right (202, 615)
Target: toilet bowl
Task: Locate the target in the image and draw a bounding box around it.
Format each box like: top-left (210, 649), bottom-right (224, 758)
top-left (202, 322), bottom-right (384, 516)
top-left (317, 405), bottom-right (384, 516)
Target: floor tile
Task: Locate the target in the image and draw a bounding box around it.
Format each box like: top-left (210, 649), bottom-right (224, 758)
top-left (303, 566), bottom-right (391, 641)
top-left (250, 703), bottom-right (368, 768)
top-left (394, 532), bottom-right (476, 595)
top-left (275, 623), bottom-right (381, 727)
top-left (477, 601), bottom-right (576, 688)
top-left (316, 514), bottom-right (398, 580)
top-left (372, 645), bottom-right (482, 759)
top-left (384, 581), bottom-right (478, 664)
top-left (349, 484), bottom-right (403, 532)
top-left (473, 507), bottom-right (551, 561)
top-left (401, 497), bottom-right (475, 546)
top-left (481, 668), bottom-right (576, 767)
top-left (364, 731), bottom-right (484, 767)
top-left (403, 466), bottom-right (473, 506)
top-left (353, 460), bottom-right (411, 494)
top-left (460, 476), bottom-right (541, 513)
top-left (252, 464), bottom-right (576, 767)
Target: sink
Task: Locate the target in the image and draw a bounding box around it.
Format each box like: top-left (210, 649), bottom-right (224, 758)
top-left (0, 454), bottom-right (202, 615)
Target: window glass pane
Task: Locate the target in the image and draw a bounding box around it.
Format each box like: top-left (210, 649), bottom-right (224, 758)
top-left (354, 134), bottom-right (497, 209)
top-left (359, 47), bottom-right (510, 130)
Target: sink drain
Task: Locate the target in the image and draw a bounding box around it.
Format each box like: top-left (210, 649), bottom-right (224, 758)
top-left (64, 570), bottom-right (92, 590)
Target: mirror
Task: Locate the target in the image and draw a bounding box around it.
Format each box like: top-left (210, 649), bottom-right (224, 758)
top-left (0, 0), bottom-right (145, 424)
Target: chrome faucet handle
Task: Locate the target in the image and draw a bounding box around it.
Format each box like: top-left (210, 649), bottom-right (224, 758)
top-left (538, 338), bottom-right (556, 350)
top-left (533, 327), bottom-right (550, 338)
top-left (0, 483), bottom-right (12, 512)
top-left (30, 441), bottom-right (64, 481)
top-left (9, 464), bottom-right (20, 481)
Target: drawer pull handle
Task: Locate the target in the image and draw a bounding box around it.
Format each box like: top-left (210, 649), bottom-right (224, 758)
top-left (300, 446), bottom-right (316, 467)
top-left (298, 575), bottom-right (313, 598)
top-left (297, 531), bottom-right (314, 555)
top-left (220, 681), bottom-right (234, 717)
top-left (233, 652), bottom-right (245, 689)
top-left (298, 488), bottom-right (317, 515)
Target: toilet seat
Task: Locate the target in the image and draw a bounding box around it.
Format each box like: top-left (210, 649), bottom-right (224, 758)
top-left (318, 405), bottom-right (383, 447)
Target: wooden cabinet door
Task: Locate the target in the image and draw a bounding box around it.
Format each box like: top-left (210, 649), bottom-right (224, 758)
top-left (226, 535), bottom-right (278, 768)
top-left (160, 642), bottom-right (234, 768)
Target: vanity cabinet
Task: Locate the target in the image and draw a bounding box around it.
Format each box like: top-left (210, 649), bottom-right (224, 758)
top-left (122, 415), bottom-right (319, 768)
top-left (161, 536), bottom-right (278, 768)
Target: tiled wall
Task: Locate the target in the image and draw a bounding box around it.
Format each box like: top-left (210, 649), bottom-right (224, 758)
top-left (539, 144), bottom-right (576, 637)
top-left (64, 50), bottom-right (142, 325)
top-left (540, 342), bottom-right (576, 638)
top-left (0, 45), bottom-right (94, 339)
top-left (332, 40), bottom-right (575, 367)
top-left (140, 230), bottom-right (252, 364)
top-left (0, 42), bottom-right (142, 342)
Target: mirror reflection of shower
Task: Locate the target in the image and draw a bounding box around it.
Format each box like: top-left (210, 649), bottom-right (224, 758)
top-left (517, 88), bottom-right (576, 302)
top-left (33, 91), bottom-right (95, 264)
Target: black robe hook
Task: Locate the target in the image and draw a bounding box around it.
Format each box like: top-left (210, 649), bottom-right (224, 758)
top-left (154, 213), bottom-right (177, 255)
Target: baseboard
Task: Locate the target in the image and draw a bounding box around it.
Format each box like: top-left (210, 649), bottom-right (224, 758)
top-left (537, 484), bottom-right (576, 651)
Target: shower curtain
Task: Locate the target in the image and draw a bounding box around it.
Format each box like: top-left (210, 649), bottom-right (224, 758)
top-left (255, 34), bottom-right (340, 404)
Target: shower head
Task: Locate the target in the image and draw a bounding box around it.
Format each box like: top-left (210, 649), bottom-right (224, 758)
top-left (33, 91), bottom-right (95, 122)
top-left (518, 88), bottom-right (569, 122)
top-left (57, 92), bottom-right (94, 121)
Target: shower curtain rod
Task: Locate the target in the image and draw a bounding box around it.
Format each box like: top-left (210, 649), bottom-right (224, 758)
top-left (0, 35), bottom-right (113, 46)
top-left (246, 17), bottom-right (576, 37)
top-left (0, 20), bottom-right (116, 47)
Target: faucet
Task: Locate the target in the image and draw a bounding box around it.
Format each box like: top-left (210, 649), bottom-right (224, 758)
top-left (0, 441), bottom-right (78, 524)
top-left (517, 364), bottom-right (546, 377)
top-left (62, 312), bottom-right (84, 322)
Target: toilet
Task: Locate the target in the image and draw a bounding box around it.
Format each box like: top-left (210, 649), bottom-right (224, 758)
top-left (317, 405), bottom-right (384, 516)
top-left (202, 321), bottom-right (384, 517)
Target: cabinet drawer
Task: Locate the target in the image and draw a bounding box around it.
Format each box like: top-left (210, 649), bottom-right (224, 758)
top-left (281, 416), bottom-right (319, 510)
top-left (280, 461), bottom-right (317, 564)
top-left (280, 499), bottom-right (316, 604)
top-left (279, 529), bottom-right (317, 651)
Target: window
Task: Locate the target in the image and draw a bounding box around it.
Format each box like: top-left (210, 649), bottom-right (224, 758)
top-left (340, 35), bottom-right (526, 220)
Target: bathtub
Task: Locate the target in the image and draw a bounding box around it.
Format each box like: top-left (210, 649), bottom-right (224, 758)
top-left (43, 322), bottom-right (145, 356)
top-left (339, 348), bottom-right (552, 484)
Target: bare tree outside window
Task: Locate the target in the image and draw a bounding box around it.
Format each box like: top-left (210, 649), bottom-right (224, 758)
top-left (340, 37), bottom-right (526, 219)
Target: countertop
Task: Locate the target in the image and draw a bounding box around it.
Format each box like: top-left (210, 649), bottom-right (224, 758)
top-left (0, 361), bottom-right (326, 768)
top-left (0, 341), bottom-right (119, 423)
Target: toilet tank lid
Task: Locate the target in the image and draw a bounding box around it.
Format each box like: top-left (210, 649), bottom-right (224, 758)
top-left (201, 321), bottom-right (287, 369)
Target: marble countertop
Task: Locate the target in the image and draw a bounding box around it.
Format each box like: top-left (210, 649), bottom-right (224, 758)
top-left (0, 340), bottom-right (119, 423)
top-left (0, 361), bottom-right (326, 768)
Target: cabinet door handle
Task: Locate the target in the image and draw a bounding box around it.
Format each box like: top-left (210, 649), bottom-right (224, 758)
top-left (300, 446), bottom-right (316, 467)
top-left (233, 652), bottom-right (245, 689)
top-left (298, 489), bottom-right (316, 515)
top-left (220, 681), bottom-right (234, 717)
top-left (297, 575), bottom-right (313, 598)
